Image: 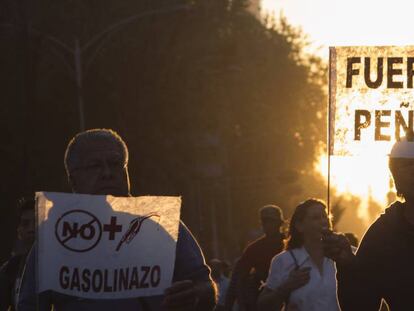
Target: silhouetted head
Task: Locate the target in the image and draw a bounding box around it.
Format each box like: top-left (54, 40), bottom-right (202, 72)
top-left (389, 138), bottom-right (414, 202)
top-left (259, 205), bottom-right (284, 237)
top-left (16, 197), bottom-right (35, 245)
top-left (209, 258), bottom-right (223, 280)
top-left (285, 198), bottom-right (330, 250)
top-left (64, 129), bottom-right (130, 196)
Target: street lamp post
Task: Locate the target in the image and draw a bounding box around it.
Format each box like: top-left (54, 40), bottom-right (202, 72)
top-left (2, 5), bottom-right (190, 131)
top-left (74, 38), bottom-right (85, 131)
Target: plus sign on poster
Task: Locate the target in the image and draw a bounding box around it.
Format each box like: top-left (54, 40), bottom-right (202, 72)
top-left (36, 192), bottom-right (181, 299)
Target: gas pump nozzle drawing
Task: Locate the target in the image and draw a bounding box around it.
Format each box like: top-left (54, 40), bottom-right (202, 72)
top-left (116, 213), bottom-right (160, 251)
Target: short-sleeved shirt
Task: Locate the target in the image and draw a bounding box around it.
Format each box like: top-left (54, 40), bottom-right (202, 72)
top-left (233, 234), bottom-right (284, 309)
top-left (265, 247), bottom-right (339, 311)
top-left (215, 276), bottom-right (229, 306)
top-left (238, 234), bottom-right (284, 282)
top-left (18, 221), bottom-right (211, 311)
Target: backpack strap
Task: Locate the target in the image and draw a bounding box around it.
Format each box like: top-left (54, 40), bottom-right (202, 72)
top-left (288, 249), bottom-right (299, 270)
top-left (285, 250), bottom-right (300, 307)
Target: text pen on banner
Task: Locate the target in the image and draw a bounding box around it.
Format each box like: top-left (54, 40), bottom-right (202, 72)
top-left (116, 213), bottom-right (161, 251)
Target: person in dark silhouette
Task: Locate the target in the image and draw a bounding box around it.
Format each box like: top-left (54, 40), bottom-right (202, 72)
top-left (323, 138), bottom-right (414, 310)
top-left (18, 128), bottom-right (216, 311)
top-left (225, 205), bottom-right (285, 311)
top-left (209, 259), bottom-right (229, 311)
top-left (0, 198), bottom-right (35, 311)
top-left (258, 198), bottom-right (339, 311)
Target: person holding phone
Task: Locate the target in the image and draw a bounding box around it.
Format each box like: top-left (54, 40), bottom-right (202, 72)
top-left (323, 138), bottom-right (414, 310)
top-left (257, 198), bottom-right (339, 311)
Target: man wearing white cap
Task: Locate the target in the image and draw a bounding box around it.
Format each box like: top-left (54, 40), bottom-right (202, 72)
top-left (323, 139), bottom-right (414, 310)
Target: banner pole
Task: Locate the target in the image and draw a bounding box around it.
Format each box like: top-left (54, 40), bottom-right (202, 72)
top-left (327, 143), bottom-right (331, 215)
top-left (327, 47), bottom-right (333, 215)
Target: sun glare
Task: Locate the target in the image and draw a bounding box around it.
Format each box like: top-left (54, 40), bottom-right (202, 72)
top-left (260, 0), bottom-right (409, 226)
top-left (316, 153), bottom-right (393, 222)
top-left (261, 0), bottom-right (414, 58)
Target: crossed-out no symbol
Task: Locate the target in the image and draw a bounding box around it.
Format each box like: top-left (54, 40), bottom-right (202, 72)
top-left (55, 210), bottom-right (102, 252)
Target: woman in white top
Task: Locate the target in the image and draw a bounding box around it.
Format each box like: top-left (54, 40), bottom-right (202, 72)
top-left (257, 198), bottom-right (339, 311)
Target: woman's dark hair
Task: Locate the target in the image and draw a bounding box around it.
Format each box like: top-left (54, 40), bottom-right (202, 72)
top-left (284, 198), bottom-right (329, 250)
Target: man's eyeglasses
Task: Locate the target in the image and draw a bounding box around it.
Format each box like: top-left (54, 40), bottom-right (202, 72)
top-left (72, 156), bottom-right (126, 173)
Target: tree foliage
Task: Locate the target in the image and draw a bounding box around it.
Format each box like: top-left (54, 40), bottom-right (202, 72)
top-left (0, 0), bottom-right (327, 259)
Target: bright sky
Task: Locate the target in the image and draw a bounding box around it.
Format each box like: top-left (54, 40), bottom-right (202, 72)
top-left (261, 0), bottom-right (414, 233)
top-left (262, 0), bottom-right (414, 58)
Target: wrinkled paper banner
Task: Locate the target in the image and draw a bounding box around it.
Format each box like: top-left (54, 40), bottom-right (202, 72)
top-left (36, 192), bottom-right (181, 299)
top-left (329, 46), bottom-right (414, 156)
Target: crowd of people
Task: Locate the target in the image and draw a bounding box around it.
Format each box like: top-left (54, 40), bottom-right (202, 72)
top-left (1, 128), bottom-right (414, 310)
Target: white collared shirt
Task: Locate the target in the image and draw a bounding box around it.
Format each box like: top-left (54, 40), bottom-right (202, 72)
top-left (265, 247), bottom-right (339, 311)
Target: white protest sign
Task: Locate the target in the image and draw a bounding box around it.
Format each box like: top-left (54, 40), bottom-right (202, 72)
top-left (329, 46), bottom-right (414, 156)
top-left (36, 192), bottom-right (181, 299)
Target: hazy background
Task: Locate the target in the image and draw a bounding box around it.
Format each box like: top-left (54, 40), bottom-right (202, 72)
top-left (0, 0), bottom-right (399, 263)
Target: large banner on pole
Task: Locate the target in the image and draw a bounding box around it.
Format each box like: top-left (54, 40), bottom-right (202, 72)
top-left (36, 192), bottom-right (181, 299)
top-left (329, 46), bottom-right (414, 156)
